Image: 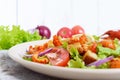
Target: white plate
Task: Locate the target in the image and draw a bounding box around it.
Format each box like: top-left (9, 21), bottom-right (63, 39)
top-left (8, 40), bottom-right (120, 80)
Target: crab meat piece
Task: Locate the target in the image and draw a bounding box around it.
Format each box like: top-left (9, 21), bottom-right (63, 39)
top-left (101, 30), bottom-right (120, 40)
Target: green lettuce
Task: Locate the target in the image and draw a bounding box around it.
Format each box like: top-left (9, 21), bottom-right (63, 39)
top-left (97, 39), bottom-right (120, 59)
top-left (68, 47), bottom-right (85, 68)
top-left (0, 25), bottom-right (42, 50)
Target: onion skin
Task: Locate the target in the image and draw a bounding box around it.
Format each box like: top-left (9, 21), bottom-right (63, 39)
top-left (87, 56), bottom-right (114, 67)
top-left (36, 25), bottom-right (51, 39)
top-left (38, 48), bottom-right (53, 56)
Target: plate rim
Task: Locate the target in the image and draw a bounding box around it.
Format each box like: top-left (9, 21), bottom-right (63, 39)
top-left (8, 40), bottom-right (120, 79)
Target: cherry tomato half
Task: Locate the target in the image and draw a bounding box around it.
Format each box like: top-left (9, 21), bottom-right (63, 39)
top-left (46, 48), bottom-right (70, 67)
top-left (57, 27), bottom-right (72, 38)
top-left (72, 25), bottom-right (85, 35)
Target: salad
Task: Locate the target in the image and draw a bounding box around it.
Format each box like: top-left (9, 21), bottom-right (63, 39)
top-left (23, 30), bottom-right (120, 69)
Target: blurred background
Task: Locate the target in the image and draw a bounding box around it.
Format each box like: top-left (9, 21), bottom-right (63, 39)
top-left (1, 0), bottom-right (120, 36)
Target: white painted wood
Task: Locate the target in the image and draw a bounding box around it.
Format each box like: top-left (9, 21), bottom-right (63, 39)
top-left (1, 0), bottom-right (120, 36)
top-left (71, 0), bottom-right (98, 35)
top-left (17, 0), bottom-right (45, 30)
top-left (98, 0), bottom-right (120, 35)
top-left (17, 0), bottom-right (98, 36)
top-left (0, 0), bottom-right (16, 26)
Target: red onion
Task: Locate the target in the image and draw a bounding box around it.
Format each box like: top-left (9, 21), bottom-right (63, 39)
top-left (36, 25), bottom-right (51, 39)
top-left (38, 48), bottom-right (53, 56)
top-left (87, 56), bottom-right (114, 67)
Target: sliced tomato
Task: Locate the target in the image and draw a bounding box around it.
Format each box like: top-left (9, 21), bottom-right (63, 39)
top-left (72, 25), bottom-right (85, 35)
top-left (57, 27), bottom-right (72, 38)
top-left (46, 48), bottom-right (70, 67)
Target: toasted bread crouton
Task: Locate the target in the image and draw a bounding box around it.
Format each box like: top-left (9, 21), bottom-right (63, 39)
top-left (83, 50), bottom-right (98, 65)
top-left (67, 42), bottom-right (85, 54)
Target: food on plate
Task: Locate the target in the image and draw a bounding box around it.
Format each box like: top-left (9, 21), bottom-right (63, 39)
top-left (83, 50), bottom-right (98, 65)
top-left (109, 58), bottom-right (120, 68)
top-left (45, 48), bottom-right (70, 66)
top-left (100, 39), bottom-right (115, 49)
top-left (23, 30), bottom-right (120, 69)
top-left (0, 25), bottom-right (42, 50)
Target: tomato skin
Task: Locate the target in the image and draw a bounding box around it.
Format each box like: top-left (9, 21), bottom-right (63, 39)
top-left (46, 48), bottom-right (70, 67)
top-left (72, 25), bottom-right (85, 35)
top-left (57, 27), bottom-right (72, 38)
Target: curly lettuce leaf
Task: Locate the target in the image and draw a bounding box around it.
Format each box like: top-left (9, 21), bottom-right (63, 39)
top-left (97, 42), bottom-right (120, 59)
top-left (0, 25), bottom-right (42, 50)
top-left (68, 47), bottom-right (85, 68)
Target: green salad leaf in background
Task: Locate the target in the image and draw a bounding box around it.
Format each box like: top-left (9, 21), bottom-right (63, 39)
top-left (0, 25), bottom-right (42, 50)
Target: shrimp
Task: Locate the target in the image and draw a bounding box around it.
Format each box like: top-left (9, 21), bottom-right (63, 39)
top-left (53, 35), bottom-right (62, 46)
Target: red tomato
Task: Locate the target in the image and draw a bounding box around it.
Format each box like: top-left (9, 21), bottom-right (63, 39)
top-left (72, 25), bottom-right (85, 35)
top-left (46, 48), bottom-right (70, 67)
top-left (57, 27), bottom-right (72, 38)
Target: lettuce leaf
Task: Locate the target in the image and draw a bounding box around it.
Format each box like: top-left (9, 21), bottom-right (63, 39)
top-left (0, 25), bottom-right (42, 50)
top-left (97, 43), bottom-right (120, 59)
top-left (68, 47), bottom-right (85, 68)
